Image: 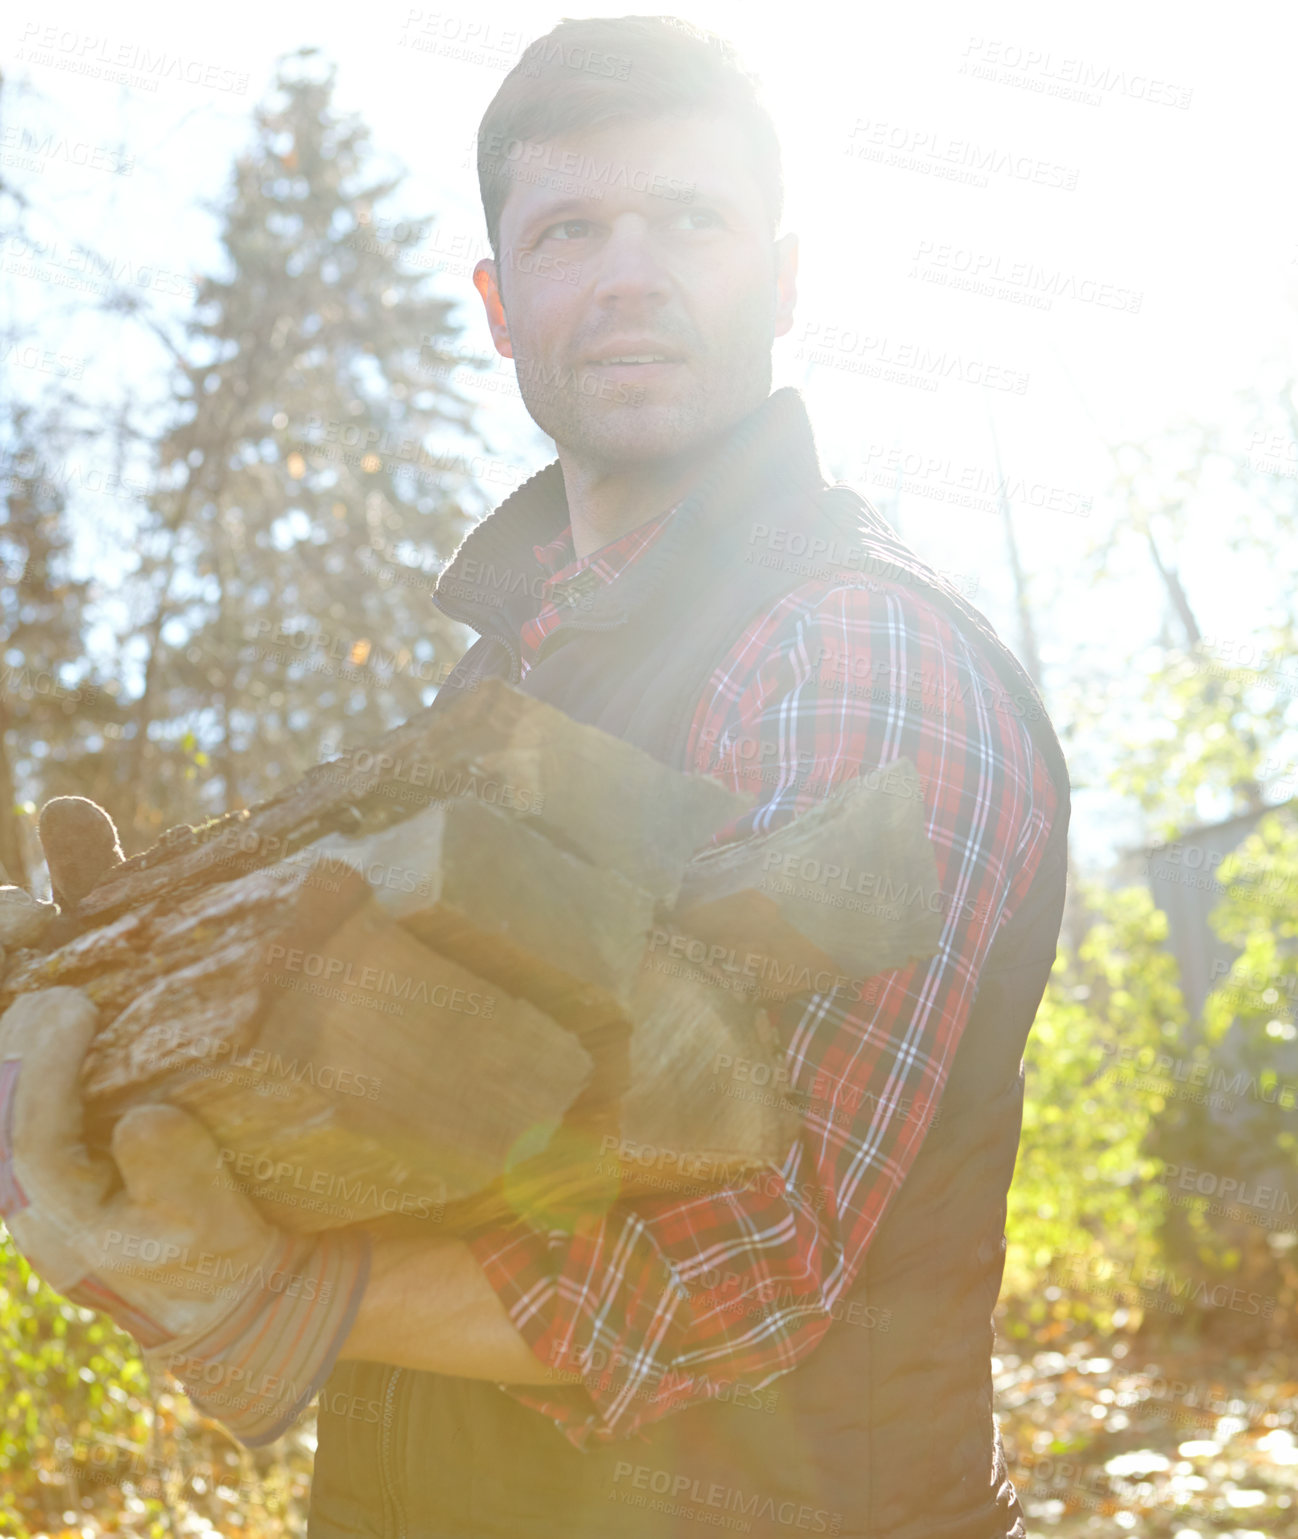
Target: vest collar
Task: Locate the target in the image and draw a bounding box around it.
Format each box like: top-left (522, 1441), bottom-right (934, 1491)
top-left (432, 386), bottom-right (827, 645)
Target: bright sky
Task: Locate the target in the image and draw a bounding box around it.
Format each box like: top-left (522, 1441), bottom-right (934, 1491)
top-left (3, 0), bottom-right (1295, 868)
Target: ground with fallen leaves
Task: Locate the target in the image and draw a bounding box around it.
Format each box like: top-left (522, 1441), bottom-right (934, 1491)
top-left (13, 1326), bottom-right (1298, 1538)
top-left (996, 1331), bottom-right (1298, 1537)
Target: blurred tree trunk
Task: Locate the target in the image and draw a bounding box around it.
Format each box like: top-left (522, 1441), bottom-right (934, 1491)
top-left (0, 697), bottom-right (25, 886)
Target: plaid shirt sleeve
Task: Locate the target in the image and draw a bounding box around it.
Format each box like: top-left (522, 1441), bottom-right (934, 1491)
top-left (465, 576), bottom-right (1059, 1449)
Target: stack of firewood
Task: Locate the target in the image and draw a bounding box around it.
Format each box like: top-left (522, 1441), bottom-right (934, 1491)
top-left (0, 680), bottom-right (941, 1237)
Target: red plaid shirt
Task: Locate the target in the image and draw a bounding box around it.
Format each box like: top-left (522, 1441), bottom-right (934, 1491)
top-left (465, 505), bottom-right (1059, 1448)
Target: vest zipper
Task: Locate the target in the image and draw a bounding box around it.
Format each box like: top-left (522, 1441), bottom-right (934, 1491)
top-left (379, 1365), bottom-right (407, 1539)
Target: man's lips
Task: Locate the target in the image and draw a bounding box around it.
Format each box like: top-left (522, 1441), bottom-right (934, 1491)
top-left (584, 343), bottom-right (688, 367)
top-left (587, 359), bottom-right (683, 375)
top-left (583, 349), bottom-right (687, 384)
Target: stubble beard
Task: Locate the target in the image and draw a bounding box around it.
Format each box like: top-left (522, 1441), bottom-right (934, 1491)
top-left (512, 326), bottom-right (776, 471)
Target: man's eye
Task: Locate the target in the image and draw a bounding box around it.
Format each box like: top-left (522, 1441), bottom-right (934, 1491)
top-left (669, 208), bottom-right (723, 231)
top-left (542, 219), bottom-right (593, 240)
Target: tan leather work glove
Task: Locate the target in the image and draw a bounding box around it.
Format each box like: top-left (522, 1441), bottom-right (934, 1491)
top-left (0, 987), bottom-right (371, 1446)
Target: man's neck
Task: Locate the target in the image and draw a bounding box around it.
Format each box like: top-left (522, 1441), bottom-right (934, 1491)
top-left (558, 439), bottom-right (721, 561)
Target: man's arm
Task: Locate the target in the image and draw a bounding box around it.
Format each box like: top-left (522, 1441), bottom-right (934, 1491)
top-left (337, 579), bottom-right (1059, 1447)
top-left (338, 1234), bottom-right (552, 1382)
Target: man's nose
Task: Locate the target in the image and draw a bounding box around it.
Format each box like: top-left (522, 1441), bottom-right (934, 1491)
top-left (589, 218), bottom-right (671, 305)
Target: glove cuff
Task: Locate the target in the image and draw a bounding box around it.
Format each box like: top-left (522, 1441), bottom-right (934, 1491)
top-left (149, 1227), bottom-right (371, 1447)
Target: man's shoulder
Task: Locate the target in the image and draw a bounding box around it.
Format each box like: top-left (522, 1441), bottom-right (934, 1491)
top-left (751, 574), bottom-right (1057, 744)
top-left (766, 569), bottom-right (986, 664)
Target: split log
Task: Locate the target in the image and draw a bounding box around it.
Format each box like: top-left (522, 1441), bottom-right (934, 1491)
top-left (61, 678), bottom-right (749, 935)
top-left (438, 958), bottom-right (802, 1234)
top-left (668, 762), bottom-right (944, 1000)
top-left (24, 848), bottom-right (796, 1237)
top-left (305, 793), bottom-right (656, 1034)
top-left (1, 685), bottom-right (944, 1241)
top-left (0, 858), bottom-right (596, 1230)
top-left (184, 898), bottom-right (595, 1232)
top-left (410, 679), bottom-right (749, 900)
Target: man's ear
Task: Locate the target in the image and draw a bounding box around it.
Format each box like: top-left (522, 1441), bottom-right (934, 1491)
top-left (773, 233), bottom-right (798, 339)
top-left (473, 258), bottom-right (514, 359)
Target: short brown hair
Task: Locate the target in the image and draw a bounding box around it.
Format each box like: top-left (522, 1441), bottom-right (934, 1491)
top-left (477, 15), bottom-right (784, 257)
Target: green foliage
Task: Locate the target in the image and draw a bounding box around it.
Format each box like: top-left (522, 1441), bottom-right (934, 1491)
top-left (1108, 636), bottom-right (1295, 841)
top-left (1006, 826), bottom-right (1298, 1342)
top-left (1176, 807), bottom-right (1298, 1279)
top-left (1005, 884), bottom-right (1187, 1331)
top-left (0, 1227), bottom-right (151, 1531)
top-left (0, 1226), bottom-right (314, 1537)
top-left (1205, 805), bottom-right (1298, 1043)
top-left (1202, 804), bottom-right (1298, 1162)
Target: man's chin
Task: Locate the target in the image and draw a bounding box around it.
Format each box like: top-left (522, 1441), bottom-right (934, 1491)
top-left (535, 390), bottom-right (762, 469)
top-left (573, 406), bottom-right (710, 465)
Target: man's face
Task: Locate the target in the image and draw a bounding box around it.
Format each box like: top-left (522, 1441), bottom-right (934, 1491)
top-left (473, 113), bottom-right (797, 467)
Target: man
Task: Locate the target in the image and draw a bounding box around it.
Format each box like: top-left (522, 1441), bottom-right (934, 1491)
top-left (0, 15), bottom-right (1069, 1538)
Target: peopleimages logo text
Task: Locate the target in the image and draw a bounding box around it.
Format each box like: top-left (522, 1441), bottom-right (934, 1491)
top-left (611, 1462), bottom-right (843, 1533)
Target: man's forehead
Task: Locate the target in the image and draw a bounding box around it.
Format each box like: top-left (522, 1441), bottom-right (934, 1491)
top-left (488, 114), bottom-right (763, 231)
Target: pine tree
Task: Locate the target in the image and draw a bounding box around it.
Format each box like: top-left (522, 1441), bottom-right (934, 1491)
top-left (119, 49), bottom-right (484, 836)
top-left (0, 399), bottom-right (118, 885)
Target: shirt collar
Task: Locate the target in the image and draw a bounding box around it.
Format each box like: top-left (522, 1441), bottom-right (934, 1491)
top-left (531, 503), bottom-right (682, 604)
top-left (433, 387), bottom-right (826, 643)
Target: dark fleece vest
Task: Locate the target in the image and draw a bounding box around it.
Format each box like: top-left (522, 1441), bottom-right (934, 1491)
top-left (308, 388), bottom-right (1071, 1539)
